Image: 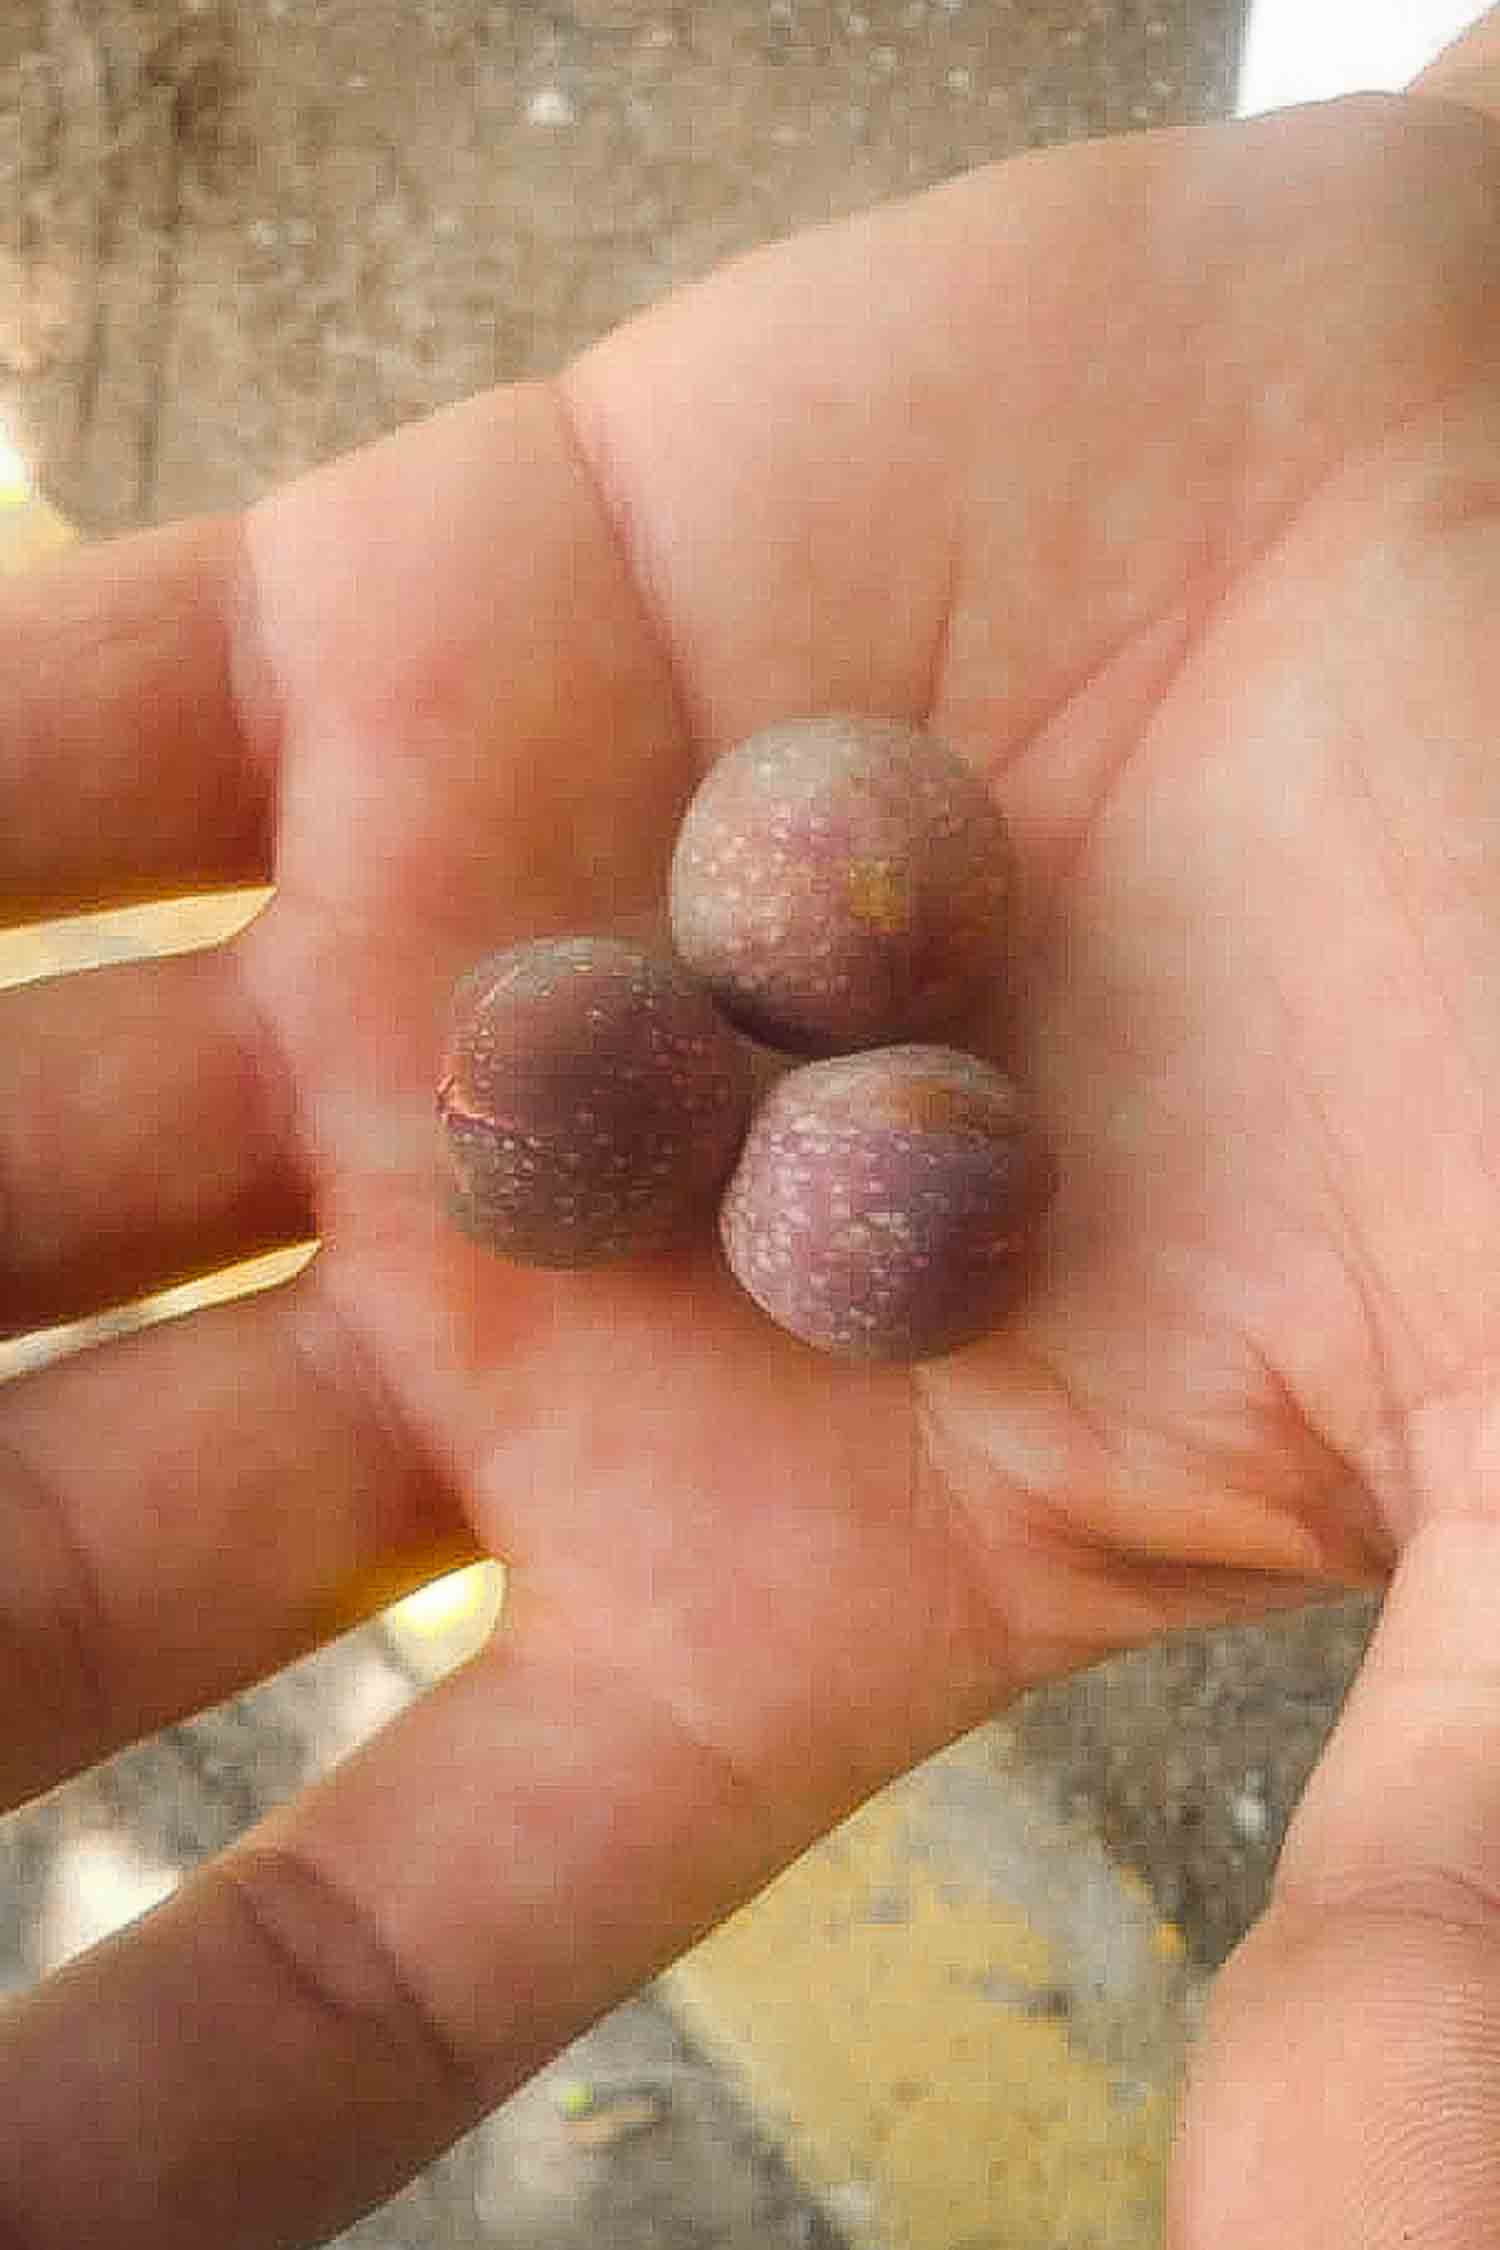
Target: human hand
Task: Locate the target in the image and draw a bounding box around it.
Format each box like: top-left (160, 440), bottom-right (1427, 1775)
top-left (4, 25), bottom-right (1500, 2244)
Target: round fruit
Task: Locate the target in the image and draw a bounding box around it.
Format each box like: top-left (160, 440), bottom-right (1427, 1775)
top-left (438, 936), bottom-right (752, 1266)
top-left (669, 714), bottom-right (1012, 1055)
top-left (719, 1044), bottom-right (1053, 1361)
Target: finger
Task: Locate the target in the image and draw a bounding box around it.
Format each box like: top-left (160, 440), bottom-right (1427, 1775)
top-left (1414, 7), bottom-right (1500, 119)
top-left (1171, 1516), bottom-right (1500, 2247)
top-left (0, 1617), bottom-right (895, 2250)
top-left (0, 1267), bottom-right (467, 1812)
top-left (0, 516), bottom-right (273, 924)
top-left (1, 944), bottom-right (310, 1335)
top-left (0, 1196), bottom-right (999, 2250)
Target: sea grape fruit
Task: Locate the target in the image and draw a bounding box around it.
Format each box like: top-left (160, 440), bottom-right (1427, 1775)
top-left (719, 1042), bottom-right (1054, 1361)
top-left (670, 714), bottom-right (1012, 1056)
top-left (438, 935), bottom-right (752, 1267)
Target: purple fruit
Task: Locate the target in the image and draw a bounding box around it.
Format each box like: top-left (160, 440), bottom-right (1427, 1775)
top-left (669, 715), bottom-right (1012, 1056)
top-left (720, 1045), bottom-right (1054, 1361)
top-left (438, 936), bottom-right (753, 1266)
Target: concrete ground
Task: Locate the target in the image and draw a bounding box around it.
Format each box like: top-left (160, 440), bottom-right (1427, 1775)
top-left (2, 4), bottom-right (1390, 2245)
top-left (3, 0), bottom-right (1241, 532)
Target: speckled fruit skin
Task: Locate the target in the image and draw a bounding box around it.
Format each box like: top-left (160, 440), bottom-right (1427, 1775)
top-left (720, 1045), bottom-right (1054, 1362)
top-left (438, 936), bottom-right (753, 1267)
top-left (669, 714), bottom-right (1012, 1056)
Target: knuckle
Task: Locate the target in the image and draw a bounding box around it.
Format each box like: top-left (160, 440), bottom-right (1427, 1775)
top-left (222, 1843), bottom-right (477, 2107)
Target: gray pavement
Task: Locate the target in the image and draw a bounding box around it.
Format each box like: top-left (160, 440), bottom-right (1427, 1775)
top-left (4, 0), bottom-right (1242, 533)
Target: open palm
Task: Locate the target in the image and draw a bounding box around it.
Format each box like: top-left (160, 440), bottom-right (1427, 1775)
top-left (5, 58), bottom-right (1500, 2250)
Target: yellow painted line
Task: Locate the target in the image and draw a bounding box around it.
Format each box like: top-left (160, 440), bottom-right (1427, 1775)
top-left (668, 1729), bottom-right (1196, 2250)
top-left (375, 1558), bottom-right (507, 1678)
top-left (0, 888), bottom-right (273, 991)
top-left (0, 457), bottom-right (74, 574)
top-left (0, 495), bottom-right (74, 571)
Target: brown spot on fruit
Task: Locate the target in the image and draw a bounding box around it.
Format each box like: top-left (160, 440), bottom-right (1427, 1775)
top-left (845, 858), bottom-right (912, 935)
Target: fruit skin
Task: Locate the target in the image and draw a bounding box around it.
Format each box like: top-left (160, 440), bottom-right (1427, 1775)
top-left (719, 1044), bottom-right (1054, 1362)
top-left (438, 936), bottom-right (753, 1267)
top-left (669, 714), bottom-right (1012, 1056)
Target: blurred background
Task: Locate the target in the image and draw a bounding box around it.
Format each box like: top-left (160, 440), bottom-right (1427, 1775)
top-left (0, 3), bottom-right (1484, 2244)
top-left (3, 0), bottom-right (1243, 536)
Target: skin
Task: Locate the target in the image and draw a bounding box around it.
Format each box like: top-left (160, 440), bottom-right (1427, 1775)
top-left (3, 19), bottom-right (1500, 2244)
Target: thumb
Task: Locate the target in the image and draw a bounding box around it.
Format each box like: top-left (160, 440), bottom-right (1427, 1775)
top-left (1170, 1516), bottom-right (1500, 2248)
top-left (1413, 6), bottom-right (1500, 118)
